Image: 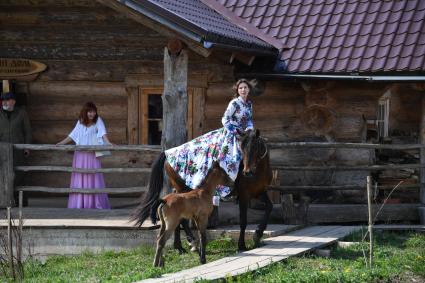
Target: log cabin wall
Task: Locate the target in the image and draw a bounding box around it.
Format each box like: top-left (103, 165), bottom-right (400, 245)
top-left (204, 80), bottom-right (423, 204)
top-left (0, 0), bottom-right (234, 192)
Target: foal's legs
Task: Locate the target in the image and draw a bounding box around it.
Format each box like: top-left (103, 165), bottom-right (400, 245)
top-left (194, 217), bottom-right (208, 264)
top-left (253, 191), bottom-right (273, 247)
top-left (154, 207), bottom-right (179, 267)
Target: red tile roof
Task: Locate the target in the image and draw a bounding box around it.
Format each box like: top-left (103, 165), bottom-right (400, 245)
top-left (201, 0), bottom-right (425, 74)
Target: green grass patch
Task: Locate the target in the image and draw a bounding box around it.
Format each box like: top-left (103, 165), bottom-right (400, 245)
top-left (230, 230), bottom-right (425, 283)
top-left (1, 230), bottom-right (424, 282)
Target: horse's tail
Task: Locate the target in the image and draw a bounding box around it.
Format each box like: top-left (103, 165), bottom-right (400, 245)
top-left (131, 151), bottom-right (166, 226)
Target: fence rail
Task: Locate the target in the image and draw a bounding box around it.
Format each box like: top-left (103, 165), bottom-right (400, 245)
top-left (0, 142), bottom-right (423, 208)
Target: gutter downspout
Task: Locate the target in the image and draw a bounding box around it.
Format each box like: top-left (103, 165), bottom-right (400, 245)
top-left (238, 73), bottom-right (425, 82)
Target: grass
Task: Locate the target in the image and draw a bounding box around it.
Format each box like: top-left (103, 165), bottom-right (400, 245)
top-left (228, 230), bottom-right (425, 283)
top-left (0, 230), bottom-right (424, 282)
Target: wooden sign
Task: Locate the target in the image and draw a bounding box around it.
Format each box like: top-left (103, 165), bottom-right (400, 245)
top-left (0, 58), bottom-right (46, 78)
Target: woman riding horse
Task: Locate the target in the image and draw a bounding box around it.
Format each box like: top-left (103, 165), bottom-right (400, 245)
top-left (165, 78), bottom-right (254, 194)
top-left (133, 78), bottom-right (273, 251)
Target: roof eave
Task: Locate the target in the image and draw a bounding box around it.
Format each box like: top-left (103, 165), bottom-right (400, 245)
top-left (115, 0), bottom-right (277, 57)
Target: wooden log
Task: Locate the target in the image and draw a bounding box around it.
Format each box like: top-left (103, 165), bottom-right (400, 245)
top-left (162, 47), bottom-right (188, 149)
top-left (0, 143), bottom-right (15, 207)
top-left (14, 166), bottom-right (151, 174)
top-left (269, 184), bottom-right (422, 192)
top-left (15, 186), bottom-right (148, 194)
top-left (307, 203), bottom-right (420, 223)
top-left (268, 142), bottom-right (425, 150)
top-left (272, 163), bottom-right (425, 171)
top-left (14, 144), bottom-right (161, 152)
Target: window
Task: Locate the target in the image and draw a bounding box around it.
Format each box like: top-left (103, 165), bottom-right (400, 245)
top-left (377, 95), bottom-right (390, 141)
top-left (139, 88), bottom-right (202, 145)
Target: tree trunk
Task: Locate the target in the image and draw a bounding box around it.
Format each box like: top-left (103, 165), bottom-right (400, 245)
top-left (161, 47), bottom-right (188, 150)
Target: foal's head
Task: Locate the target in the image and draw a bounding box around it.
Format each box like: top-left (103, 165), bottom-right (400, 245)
top-left (200, 161), bottom-right (233, 189)
top-left (240, 129), bottom-right (267, 176)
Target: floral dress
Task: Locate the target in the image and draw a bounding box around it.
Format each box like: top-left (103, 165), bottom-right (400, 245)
top-left (165, 96), bottom-right (253, 194)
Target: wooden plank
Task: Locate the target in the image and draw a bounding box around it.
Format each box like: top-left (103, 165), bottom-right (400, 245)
top-left (269, 184), bottom-right (422, 192)
top-left (14, 166), bottom-right (151, 173)
top-left (272, 163), bottom-right (425, 171)
top-left (149, 227), bottom-right (340, 281)
top-left (187, 88), bottom-right (193, 140)
top-left (192, 87), bottom-right (205, 138)
top-left (15, 186), bottom-right (148, 194)
top-left (0, 143), bottom-right (14, 207)
top-left (14, 144), bottom-right (161, 152)
top-left (144, 226), bottom-right (358, 282)
top-left (268, 142), bottom-right (425, 150)
top-left (127, 87), bottom-right (139, 144)
top-left (139, 90), bottom-right (149, 144)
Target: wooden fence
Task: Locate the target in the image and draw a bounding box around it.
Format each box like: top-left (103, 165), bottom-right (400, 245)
top-left (0, 142), bottom-right (424, 223)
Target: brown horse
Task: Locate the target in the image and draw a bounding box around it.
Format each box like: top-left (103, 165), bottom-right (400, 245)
top-left (152, 161), bottom-right (233, 266)
top-left (132, 128), bottom-right (272, 252)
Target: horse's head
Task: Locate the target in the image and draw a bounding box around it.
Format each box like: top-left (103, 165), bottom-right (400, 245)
top-left (240, 129), bottom-right (267, 177)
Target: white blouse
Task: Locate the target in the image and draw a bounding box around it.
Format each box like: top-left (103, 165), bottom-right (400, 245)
top-left (68, 117), bottom-right (107, 146)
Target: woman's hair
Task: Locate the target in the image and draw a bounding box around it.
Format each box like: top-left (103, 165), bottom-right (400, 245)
top-left (79, 102), bottom-right (98, 126)
top-left (232, 78), bottom-right (253, 98)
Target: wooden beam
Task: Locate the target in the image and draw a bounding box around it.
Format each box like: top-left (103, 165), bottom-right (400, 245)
top-left (14, 166), bottom-right (151, 173)
top-left (96, 0), bottom-right (211, 58)
top-left (126, 87), bottom-right (139, 145)
top-left (0, 143), bottom-right (14, 208)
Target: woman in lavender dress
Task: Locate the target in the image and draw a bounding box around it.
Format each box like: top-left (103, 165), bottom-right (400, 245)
top-left (57, 102), bottom-right (112, 209)
top-left (165, 79), bottom-right (254, 196)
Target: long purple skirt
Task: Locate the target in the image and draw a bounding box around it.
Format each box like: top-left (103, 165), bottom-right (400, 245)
top-left (68, 151), bottom-right (111, 209)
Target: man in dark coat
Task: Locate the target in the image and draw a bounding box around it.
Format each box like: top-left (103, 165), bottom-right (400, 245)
top-left (0, 91), bottom-right (32, 145)
top-left (0, 91), bottom-right (32, 206)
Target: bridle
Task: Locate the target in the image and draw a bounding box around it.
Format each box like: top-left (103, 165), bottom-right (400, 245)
top-left (258, 137), bottom-right (268, 160)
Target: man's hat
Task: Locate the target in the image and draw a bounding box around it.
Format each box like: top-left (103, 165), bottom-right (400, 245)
top-left (0, 92), bottom-right (16, 100)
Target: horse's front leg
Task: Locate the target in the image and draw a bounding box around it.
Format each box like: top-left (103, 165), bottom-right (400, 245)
top-left (253, 191), bottom-right (273, 248)
top-left (181, 218), bottom-right (198, 252)
top-left (238, 198), bottom-right (249, 251)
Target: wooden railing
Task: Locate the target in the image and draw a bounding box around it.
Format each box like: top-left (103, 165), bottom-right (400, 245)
top-left (0, 142), bottom-right (424, 221)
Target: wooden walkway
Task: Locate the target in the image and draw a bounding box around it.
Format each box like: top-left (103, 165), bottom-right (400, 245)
top-left (140, 225), bottom-right (360, 283)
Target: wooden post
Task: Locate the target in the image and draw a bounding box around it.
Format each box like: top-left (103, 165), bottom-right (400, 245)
top-left (0, 142), bottom-right (15, 207)
top-left (126, 87), bottom-right (139, 144)
top-left (367, 176), bottom-right (373, 268)
top-left (7, 207), bottom-right (15, 280)
top-left (420, 96), bottom-right (425, 224)
top-left (162, 40), bottom-right (188, 150)
top-left (281, 194), bottom-right (296, 224)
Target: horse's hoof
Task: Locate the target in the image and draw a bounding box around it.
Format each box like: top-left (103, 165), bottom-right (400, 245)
top-left (200, 258), bottom-right (206, 264)
top-left (253, 232), bottom-right (262, 247)
top-left (238, 246), bottom-right (248, 252)
top-left (177, 247), bottom-right (187, 254)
